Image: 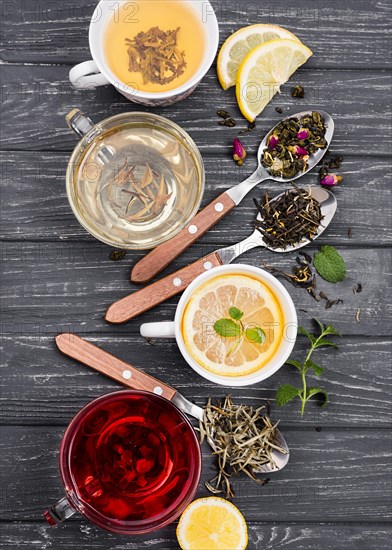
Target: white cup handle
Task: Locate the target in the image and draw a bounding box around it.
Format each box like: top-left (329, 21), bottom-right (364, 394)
top-left (140, 322), bottom-right (176, 339)
top-left (69, 60), bottom-right (110, 90)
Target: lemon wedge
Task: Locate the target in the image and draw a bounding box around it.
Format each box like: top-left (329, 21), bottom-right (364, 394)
top-left (217, 24), bottom-right (302, 90)
top-left (236, 38), bottom-right (313, 121)
top-left (176, 497), bottom-right (248, 550)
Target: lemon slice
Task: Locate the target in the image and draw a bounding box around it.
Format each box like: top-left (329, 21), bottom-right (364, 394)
top-left (236, 38), bottom-right (313, 121)
top-left (217, 24), bottom-right (302, 90)
top-left (176, 497), bottom-right (248, 550)
top-left (181, 274), bottom-right (284, 377)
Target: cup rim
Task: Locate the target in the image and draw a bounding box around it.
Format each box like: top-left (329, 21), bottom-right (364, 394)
top-left (173, 264), bottom-right (298, 387)
top-left (89, 0), bottom-right (219, 99)
top-left (58, 389), bottom-right (202, 534)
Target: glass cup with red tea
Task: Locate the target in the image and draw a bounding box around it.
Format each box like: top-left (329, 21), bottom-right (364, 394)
top-left (44, 390), bottom-right (201, 534)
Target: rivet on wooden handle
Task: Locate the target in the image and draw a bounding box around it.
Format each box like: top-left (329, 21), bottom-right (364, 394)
top-left (105, 251), bottom-right (223, 324)
top-left (55, 333), bottom-right (177, 401)
top-left (130, 191), bottom-right (235, 284)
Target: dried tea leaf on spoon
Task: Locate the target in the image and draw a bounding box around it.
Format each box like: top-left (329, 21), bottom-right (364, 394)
top-left (200, 396), bottom-right (286, 498)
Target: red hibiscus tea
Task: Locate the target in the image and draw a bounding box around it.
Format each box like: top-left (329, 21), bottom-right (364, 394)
top-left (59, 391), bottom-right (201, 534)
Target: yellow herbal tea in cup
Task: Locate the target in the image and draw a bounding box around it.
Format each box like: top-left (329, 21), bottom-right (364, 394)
top-left (181, 273), bottom-right (284, 377)
top-left (104, 0), bottom-right (206, 94)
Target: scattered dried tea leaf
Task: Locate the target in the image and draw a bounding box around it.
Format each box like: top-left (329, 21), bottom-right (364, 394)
top-left (217, 110), bottom-right (231, 119)
top-left (291, 84), bottom-right (305, 98)
top-left (109, 250), bottom-right (127, 261)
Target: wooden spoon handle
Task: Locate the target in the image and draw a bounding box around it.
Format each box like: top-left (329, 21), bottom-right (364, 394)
top-left (130, 191), bottom-right (235, 284)
top-left (55, 333), bottom-right (177, 401)
top-left (106, 251), bottom-right (223, 324)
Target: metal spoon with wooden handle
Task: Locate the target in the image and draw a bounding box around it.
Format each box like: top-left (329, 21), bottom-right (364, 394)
top-left (55, 333), bottom-right (290, 473)
top-left (106, 187), bottom-right (337, 324)
top-left (130, 110), bottom-right (334, 284)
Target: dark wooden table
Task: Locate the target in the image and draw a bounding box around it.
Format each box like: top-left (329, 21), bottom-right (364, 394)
top-left (1, 1), bottom-right (391, 548)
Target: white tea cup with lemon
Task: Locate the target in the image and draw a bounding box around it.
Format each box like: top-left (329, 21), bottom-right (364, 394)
top-left (140, 265), bottom-right (297, 386)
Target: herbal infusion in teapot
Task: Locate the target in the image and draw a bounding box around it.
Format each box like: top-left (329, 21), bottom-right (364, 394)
top-left (104, 0), bottom-right (206, 93)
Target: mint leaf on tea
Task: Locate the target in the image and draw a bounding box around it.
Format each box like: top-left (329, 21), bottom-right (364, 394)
top-left (229, 307), bottom-right (244, 321)
top-left (245, 326), bottom-right (266, 344)
top-left (214, 319), bottom-right (241, 339)
top-left (313, 245), bottom-right (346, 283)
top-left (276, 384), bottom-right (301, 406)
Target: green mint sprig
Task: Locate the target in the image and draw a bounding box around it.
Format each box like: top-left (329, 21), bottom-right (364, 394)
top-left (276, 319), bottom-right (340, 416)
top-left (213, 307), bottom-right (266, 357)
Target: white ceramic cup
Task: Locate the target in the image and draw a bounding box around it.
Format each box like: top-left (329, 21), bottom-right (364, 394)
top-left (140, 264), bottom-right (298, 387)
top-left (69, 0), bottom-right (219, 106)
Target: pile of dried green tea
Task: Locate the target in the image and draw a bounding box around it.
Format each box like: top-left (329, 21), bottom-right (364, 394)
top-left (254, 186), bottom-right (324, 249)
top-left (199, 396), bottom-right (286, 498)
top-left (261, 111), bottom-right (327, 178)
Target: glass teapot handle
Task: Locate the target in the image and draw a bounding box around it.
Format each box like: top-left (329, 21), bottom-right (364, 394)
top-left (43, 496), bottom-right (76, 526)
top-left (65, 109), bottom-right (115, 164)
top-left (65, 109), bottom-right (94, 139)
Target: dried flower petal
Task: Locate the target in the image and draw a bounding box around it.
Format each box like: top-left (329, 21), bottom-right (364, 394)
top-left (320, 173), bottom-right (342, 187)
top-left (289, 145), bottom-right (308, 157)
top-left (297, 128), bottom-right (309, 140)
top-left (268, 134), bottom-right (279, 150)
top-left (232, 138), bottom-right (247, 166)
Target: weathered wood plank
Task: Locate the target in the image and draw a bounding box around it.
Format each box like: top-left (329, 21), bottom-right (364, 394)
top-left (0, 66), bottom-right (391, 153)
top-left (1, 241), bottom-right (390, 336)
top-left (1, 0), bottom-right (391, 68)
top-left (1, 521), bottom-right (391, 550)
top-left (1, 152), bottom-right (391, 245)
top-left (0, 335), bottom-right (391, 427)
top-left (0, 426), bottom-right (390, 522)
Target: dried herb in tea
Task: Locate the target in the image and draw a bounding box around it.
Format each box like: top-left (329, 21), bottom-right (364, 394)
top-left (199, 396), bottom-right (286, 498)
top-left (103, 159), bottom-right (172, 223)
top-left (126, 27), bottom-right (186, 85)
top-left (261, 111), bottom-right (327, 178)
top-left (254, 185), bottom-right (324, 249)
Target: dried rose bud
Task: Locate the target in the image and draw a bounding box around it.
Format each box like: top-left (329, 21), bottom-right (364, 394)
top-left (289, 145), bottom-right (308, 157)
top-left (232, 138), bottom-right (247, 166)
top-left (297, 128), bottom-right (309, 140)
top-left (268, 134), bottom-right (279, 150)
top-left (320, 173), bottom-right (343, 187)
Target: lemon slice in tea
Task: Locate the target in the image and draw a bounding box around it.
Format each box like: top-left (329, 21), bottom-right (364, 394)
top-left (182, 274), bottom-right (284, 377)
